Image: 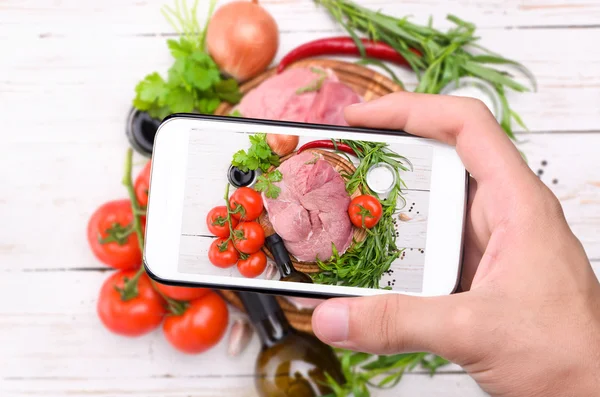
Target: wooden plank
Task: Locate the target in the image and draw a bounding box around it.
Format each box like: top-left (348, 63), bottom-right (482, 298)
top-left (1, 0), bottom-right (599, 38)
top-left (1, 28), bottom-right (599, 137)
top-left (1, 133), bottom-right (598, 272)
top-left (0, 272), bottom-right (468, 376)
top-left (0, 374), bottom-right (487, 396)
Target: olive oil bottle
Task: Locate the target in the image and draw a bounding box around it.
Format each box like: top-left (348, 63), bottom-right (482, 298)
top-left (237, 291), bottom-right (345, 397)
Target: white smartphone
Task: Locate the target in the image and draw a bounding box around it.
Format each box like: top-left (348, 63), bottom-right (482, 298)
top-left (144, 114), bottom-right (468, 298)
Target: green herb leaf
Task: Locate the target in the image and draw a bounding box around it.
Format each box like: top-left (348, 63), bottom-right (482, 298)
top-left (314, 0), bottom-right (533, 141)
top-left (255, 170), bottom-right (283, 199)
top-left (167, 38), bottom-right (194, 59)
top-left (231, 134), bottom-right (280, 173)
top-left (165, 86), bottom-right (194, 113)
top-left (132, 0), bottom-right (241, 118)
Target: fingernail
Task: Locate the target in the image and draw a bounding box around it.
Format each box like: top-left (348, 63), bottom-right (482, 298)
top-left (312, 301), bottom-right (349, 343)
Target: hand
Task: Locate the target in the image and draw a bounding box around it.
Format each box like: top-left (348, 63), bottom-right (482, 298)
top-left (312, 92), bottom-right (600, 396)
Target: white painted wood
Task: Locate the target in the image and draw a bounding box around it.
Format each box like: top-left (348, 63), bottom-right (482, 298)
top-left (2, 28), bottom-right (600, 137)
top-left (0, 375), bottom-right (488, 397)
top-left (1, 0), bottom-right (599, 38)
top-left (1, 0), bottom-right (599, 395)
top-left (0, 271), bottom-right (487, 397)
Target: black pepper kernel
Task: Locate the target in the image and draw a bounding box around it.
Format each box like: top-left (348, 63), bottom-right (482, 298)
top-left (417, 211), bottom-right (420, 214)
top-left (552, 179), bottom-right (558, 184)
top-left (537, 169), bottom-right (544, 176)
top-left (541, 160), bottom-right (547, 166)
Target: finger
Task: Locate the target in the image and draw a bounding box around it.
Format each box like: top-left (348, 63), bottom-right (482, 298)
top-left (312, 293), bottom-right (475, 361)
top-left (344, 92), bottom-right (528, 185)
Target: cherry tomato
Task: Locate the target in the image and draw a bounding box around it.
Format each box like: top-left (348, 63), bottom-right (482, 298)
top-left (208, 238), bottom-right (239, 268)
top-left (97, 270), bottom-right (166, 337)
top-left (233, 222), bottom-right (265, 254)
top-left (163, 291), bottom-right (229, 354)
top-left (88, 199), bottom-right (143, 270)
top-left (237, 251), bottom-right (267, 278)
top-left (134, 161), bottom-right (151, 208)
top-left (229, 187), bottom-right (263, 221)
top-left (348, 195), bottom-right (383, 229)
top-left (153, 282), bottom-right (210, 301)
top-left (206, 206), bottom-right (238, 238)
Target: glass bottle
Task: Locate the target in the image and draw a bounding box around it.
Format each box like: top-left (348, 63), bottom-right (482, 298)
top-left (265, 234), bottom-right (313, 283)
top-left (237, 291), bottom-right (345, 397)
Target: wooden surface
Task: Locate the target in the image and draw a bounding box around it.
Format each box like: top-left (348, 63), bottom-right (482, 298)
top-left (0, 0), bottom-right (599, 396)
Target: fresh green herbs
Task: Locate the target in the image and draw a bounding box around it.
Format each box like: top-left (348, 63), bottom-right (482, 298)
top-left (296, 67), bottom-right (328, 94)
top-left (315, 0), bottom-right (536, 139)
top-left (232, 133), bottom-right (280, 173)
top-left (314, 140), bottom-right (411, 288)
top-left (323, 350), bottom-right (450, 397)
top-left (255, 170), bottom-right (283, 199)
top-left (133, 0), bottom-right (241, 120)
top-left (229, 109), bottom-right (244, 117)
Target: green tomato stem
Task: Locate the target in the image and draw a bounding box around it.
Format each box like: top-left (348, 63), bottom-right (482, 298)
top-left (117, 148), bottom-right (148, 301)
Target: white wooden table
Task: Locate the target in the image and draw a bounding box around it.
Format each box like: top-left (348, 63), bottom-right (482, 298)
top-left (1, 1), bottom-right (599, 395)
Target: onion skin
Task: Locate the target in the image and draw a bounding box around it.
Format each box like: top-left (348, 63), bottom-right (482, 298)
top-left (206, 1), bottom-right (279, 82)
top-left (266, 133), bottom-right (299, 156)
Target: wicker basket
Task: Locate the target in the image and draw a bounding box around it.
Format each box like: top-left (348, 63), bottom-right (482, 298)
top-left (216, 59), bottom-right (402, 334)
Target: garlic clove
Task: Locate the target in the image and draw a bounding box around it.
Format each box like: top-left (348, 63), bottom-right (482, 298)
top-left (284, 296), bottom-right (324, 311)
top-left (264, 261), bottom-right (278, 280)
top-left (227, 318), bottom-right (254, 357)
top-left (399, 212), bottom-right (412, 222)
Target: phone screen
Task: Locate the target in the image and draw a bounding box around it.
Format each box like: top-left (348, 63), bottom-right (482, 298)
top-left (177, 125), bottom-right (434, 293)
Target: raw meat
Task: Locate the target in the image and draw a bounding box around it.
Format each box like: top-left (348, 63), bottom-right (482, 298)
top-left (263, 152), bottom-right (353, 262)
top-left (306, 81), bottom-right (361, 126)
top-left (236, 67), bottom-right (361, 126)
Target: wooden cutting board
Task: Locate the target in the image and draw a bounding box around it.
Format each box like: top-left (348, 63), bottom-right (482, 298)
top-left (216, 59), bottom-right (403, 335)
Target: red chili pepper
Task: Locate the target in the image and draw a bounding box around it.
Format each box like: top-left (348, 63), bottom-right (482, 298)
top-left (297, 140), bottom-right (359, 156)
top-left (277, 37), bottom-right (421, 73)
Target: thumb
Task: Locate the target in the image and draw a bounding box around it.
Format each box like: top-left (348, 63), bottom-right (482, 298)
top-left (312, 293), bottom-right (475, 360)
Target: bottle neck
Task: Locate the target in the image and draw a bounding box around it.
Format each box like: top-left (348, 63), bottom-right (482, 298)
top-left (237, 291), bottom-right (293, 349)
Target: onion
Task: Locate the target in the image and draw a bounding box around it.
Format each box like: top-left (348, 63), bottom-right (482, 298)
top-left (266, 133), bottom-right (299, 156)
top-left (206, 0), bottom-right (279, 82)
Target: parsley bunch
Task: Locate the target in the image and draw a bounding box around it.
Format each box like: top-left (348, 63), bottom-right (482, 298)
top-left (133, 0), bottom-right (241, 120)
top-left (231, 134), bottom-right (280, 173)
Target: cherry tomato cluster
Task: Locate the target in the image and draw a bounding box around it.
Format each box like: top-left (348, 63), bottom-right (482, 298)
top-left (87, 158), bottom-right (229, 354)
top-left (206, 187), bottom-right (268, 278)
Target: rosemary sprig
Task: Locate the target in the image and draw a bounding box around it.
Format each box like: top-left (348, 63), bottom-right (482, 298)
top-left (315, 0), bottom-right (537, 139)
top-left (313, 140), bottom-right (411, 289)
top-left (323, 350), bottom-right (450, 397)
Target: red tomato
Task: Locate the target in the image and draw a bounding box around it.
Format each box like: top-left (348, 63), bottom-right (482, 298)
top-left (208, 238), bottom-right (239, 268)
top-left (229, 187), bottom-right (263, 221)
top-left (348, 195), bottom-right (383, 229)
top-left (153, 282), bottom-right (210, 301)
top-left (233, 222), bottom-right (265, 254)
top-left (237, 251), bottom-right (267, 278)
top-left (163, 291), bottom-right (229, 354)
top-left (134, 161), bottom-right (151, 208)
top-left (206, 206), bottom-right (238, 238)
top-left (97, 270), bottom-right (166, 337)
top-left (87, 199), bottom-right (143, 270)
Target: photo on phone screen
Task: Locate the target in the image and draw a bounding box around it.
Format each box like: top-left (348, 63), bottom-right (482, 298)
top-left (177, 125), bottom-right (435, 293)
